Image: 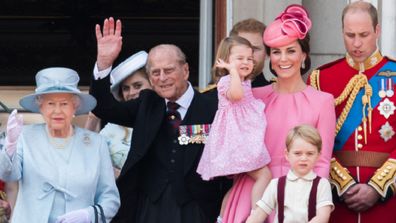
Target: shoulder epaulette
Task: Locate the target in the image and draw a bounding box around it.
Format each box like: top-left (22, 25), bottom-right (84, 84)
top-left (309, 69), bottom-right (320, 90)
top-left (316, 57), bottom-right (345, 70)
top-left (199, 84), bottom-right (217, 93)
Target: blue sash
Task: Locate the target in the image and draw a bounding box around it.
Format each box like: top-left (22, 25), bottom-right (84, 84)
top-left (334, 61), bottom-right (396, 150)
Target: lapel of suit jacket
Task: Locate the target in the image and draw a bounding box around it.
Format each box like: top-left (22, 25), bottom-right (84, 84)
top-left (119, 92), bottom-right (166, 177)
top-left (143, 93), bottom-right (166, 155)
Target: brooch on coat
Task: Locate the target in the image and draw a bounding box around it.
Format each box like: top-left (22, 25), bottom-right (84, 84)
top-left (178, 124), bottom-right (211, 145)
top-left (379, 121), bottom-right (395, 142)
top-left (83, 133), bottom-right (91, 145)
top-left (378, 98), bottom-right (395, 119)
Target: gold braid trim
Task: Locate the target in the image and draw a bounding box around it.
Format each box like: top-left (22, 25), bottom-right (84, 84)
top-left (334, 74), bottom-right (361, 106)
top-left (368, 159), bottom-right (396, 199)
top-left (0, 191), bottom-right (7, 221)
top-left (365, 84), bottom-right (373, 134)
top-left (199, 84), bottom-right (217, 93)
top-left (0, 191), bottom-right (6, 201)
top-left (329, 158), bottom-right (356, 196)
top-left (309, 70), bottom-right (320, 90)
top-left (310, 70), bottom-right (372, 136)
top-left (335, 74), bottom-right (372, 135)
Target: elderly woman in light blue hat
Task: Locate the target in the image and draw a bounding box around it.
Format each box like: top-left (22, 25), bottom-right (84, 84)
top-left (85, 51), bottom-right (151, 177)
top-left (0, 67), bottom-right (120, 223)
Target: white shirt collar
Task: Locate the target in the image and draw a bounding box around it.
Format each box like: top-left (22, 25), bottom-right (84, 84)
top-left (165, 82), bottom-right (194, 119)
top-left (287, 170), bottom-right (317, 181)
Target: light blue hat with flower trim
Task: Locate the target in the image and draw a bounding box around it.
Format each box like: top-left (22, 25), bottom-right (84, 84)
top-left (19, 67), bottom-right (97, 115)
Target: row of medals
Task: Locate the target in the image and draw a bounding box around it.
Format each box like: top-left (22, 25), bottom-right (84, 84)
top-left (178, 125), bottom-right (209, 145)
top-left (377, 76), bottom-right (395, 142)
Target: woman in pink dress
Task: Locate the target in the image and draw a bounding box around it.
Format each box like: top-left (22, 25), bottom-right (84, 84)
top-left (196, 36), bottom-right (272, 221)
top-left (222, 5), bottom-right (336, 223)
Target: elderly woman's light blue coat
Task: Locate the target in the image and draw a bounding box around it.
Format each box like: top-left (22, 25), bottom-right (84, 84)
top-left (0, 124), bottom-right (120, 223)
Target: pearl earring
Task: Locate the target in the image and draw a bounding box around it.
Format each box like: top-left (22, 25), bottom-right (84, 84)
top-left (301, 60), bottom-right (305, 69)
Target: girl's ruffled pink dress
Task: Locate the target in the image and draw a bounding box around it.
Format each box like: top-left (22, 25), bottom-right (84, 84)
top-left (197, 75), bottom-right (271, 180)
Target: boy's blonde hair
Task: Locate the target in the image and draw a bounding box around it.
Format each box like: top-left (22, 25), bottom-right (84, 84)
top-left (286, 125), bottom-right (322, 153)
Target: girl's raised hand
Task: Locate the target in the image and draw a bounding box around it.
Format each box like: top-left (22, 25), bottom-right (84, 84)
top-left (215, 59), bottom-right (237, 72)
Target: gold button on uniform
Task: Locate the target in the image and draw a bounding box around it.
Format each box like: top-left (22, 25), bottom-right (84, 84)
top-left (357, 144), bottom-right (363, 149)
top-left (357, 135), bottom-right (363, 140)
top-left (358, 126), bottom-right (363, 131)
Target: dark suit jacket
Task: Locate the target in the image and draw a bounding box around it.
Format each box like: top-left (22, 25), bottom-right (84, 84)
top-left (90, 76), bottom-right (227, 222)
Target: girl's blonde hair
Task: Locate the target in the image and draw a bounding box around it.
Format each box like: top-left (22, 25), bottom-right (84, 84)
top-left (286, 124), bottom-right (322, 153)
top-left (211, 36), bottom-right (255, 84)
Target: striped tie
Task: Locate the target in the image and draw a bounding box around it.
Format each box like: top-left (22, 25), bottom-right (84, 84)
top-left (166, 101), bottom-right (181, 133)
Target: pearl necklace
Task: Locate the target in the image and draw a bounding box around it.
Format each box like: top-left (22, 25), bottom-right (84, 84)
top-left (46, 126), bottom-right (73, 149)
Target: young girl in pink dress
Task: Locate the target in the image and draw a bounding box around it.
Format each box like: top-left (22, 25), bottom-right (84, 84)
top-left (197, 36), bottom-right (272, 222)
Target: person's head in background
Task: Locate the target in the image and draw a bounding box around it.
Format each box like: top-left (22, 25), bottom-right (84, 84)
top-left (342, 1), bottom-right (380, 63)
top-left (285, 124), bottom-right (322, 177)
top-left (263, 4), bottom-right (312, 80)
top-left (110, 51), bottom-right (152, 102)
top-left (212, 36), bottom-right (255, 82)
top-left (146, 44), bottom-right (190, 102)
top-left (229, 18), bottom-right (266, 77)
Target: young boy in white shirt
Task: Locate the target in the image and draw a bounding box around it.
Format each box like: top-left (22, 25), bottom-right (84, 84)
top-left (247, 125), bottom-right (334, 223)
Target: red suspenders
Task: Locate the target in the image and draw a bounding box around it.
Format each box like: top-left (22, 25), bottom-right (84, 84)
top-left (277, 176), bottom-right (286, 223)
top-left (277, 175), bottom-right (321, 223)
top-left (308, 176), bottom-right (321, 220)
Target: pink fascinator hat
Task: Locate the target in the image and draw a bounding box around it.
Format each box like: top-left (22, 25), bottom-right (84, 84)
top-left (263, 4), bottom-right (312, 48)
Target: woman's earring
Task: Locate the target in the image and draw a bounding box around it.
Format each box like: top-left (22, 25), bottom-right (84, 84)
top-left (301, 60), bottom-right (306, 69)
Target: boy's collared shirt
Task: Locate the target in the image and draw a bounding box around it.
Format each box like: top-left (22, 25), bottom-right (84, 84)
top-left (257, 170), bottom-right (334, 223)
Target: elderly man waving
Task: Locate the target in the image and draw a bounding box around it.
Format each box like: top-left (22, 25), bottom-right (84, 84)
top-left (90, 17), bottom-right (228, 223)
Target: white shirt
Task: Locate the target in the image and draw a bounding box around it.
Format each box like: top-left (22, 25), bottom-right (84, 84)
top-left (257, 170), bottom-right (334, 223)
top-left (93, 63), bottom-right (112, 80)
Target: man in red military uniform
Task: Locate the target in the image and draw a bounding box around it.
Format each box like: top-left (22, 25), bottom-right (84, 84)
top-left (309, 1), bottom-right (396, 222)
